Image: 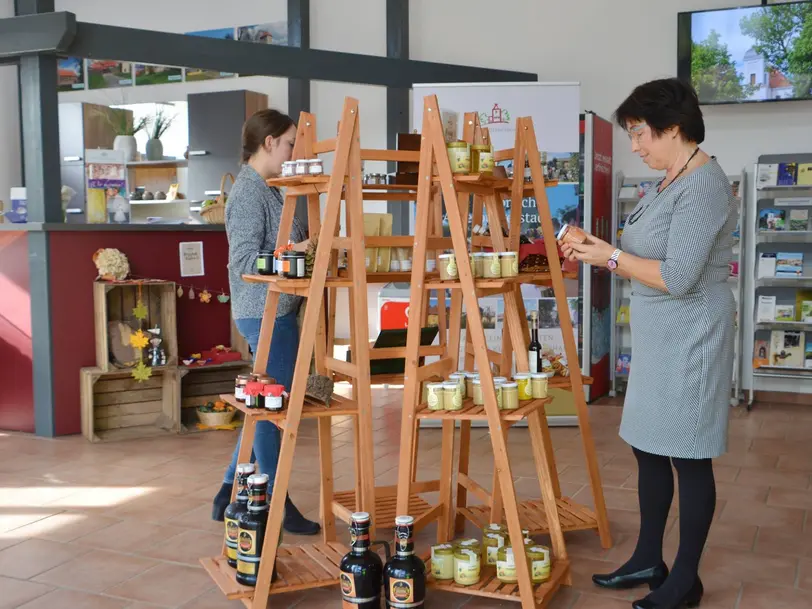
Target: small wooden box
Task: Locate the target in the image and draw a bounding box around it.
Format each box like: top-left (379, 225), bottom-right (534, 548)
top-left (180, 360), bottom-right (252, 410)
top-left (80, 366), bottom-right (181, 442)
top-left (94, 280), bottom-right (178, 372)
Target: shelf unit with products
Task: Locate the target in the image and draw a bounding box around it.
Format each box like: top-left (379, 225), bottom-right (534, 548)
top-left (747, 154), bottom-right (812, 408)
top-left (610, 171), bottom-right (747, 404)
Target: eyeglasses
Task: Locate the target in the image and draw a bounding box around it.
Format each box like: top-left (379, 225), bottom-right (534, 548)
top-left (627, 123), bottom-right (648, 142)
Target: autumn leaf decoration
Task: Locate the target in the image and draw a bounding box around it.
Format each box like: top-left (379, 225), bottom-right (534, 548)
top-left (129, 329), bottom-right (149, 350)
top-left (133, 300), bottom-right (148, 321)
top-left (132, 361), bottom-right (152, 382)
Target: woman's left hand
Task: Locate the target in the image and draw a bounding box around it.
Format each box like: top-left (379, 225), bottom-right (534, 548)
top-left (560, 233), bottom-right (616, 267)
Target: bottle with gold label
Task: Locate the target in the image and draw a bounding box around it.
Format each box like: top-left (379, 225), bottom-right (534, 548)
top-left (224, 463), bottom-right (256, 568)
top-left (236, 473), bottom-right (276, 587)
top-left (384, 516), bottom-right (425, 608)
top-left (340, 512), bottom-right (389, 609)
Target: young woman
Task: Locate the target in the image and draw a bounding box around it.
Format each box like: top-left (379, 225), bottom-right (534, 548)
top-left (211, 109), bottom-right (319, 536)
top-left (560, 78), bottom-right (736, 609)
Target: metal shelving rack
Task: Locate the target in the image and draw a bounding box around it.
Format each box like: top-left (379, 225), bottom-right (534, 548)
top-left (746, 154), bottom-right (812, 408)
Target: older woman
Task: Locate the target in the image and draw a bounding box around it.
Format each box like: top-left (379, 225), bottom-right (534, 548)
top-left (560, 78), bottom-right (736, 609)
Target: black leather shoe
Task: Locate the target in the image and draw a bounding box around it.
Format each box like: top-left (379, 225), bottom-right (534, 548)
top-left (592, 562), bottom-right (669, 590)
top-left (632, 577), bottom-right (704, 609)
top-left (212, 482), bottom-right (232, 522)
top-left (283, 494), bottom-right (321, 536)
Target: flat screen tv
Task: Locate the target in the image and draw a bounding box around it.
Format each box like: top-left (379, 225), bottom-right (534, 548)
top-left (677, 1), bottom-right (812, 105)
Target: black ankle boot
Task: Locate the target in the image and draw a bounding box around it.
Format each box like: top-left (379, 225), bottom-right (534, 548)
top-left (633, 577), bottom-right (704, 609)
top-left (592, 562), bottom-right (669, 590)
top-left (283, 494), bottom-right (321, 536)
top-left (212, 482), bottom-right (232, 522)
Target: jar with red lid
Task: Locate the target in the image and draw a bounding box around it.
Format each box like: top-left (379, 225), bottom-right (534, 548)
top-left (244, 382), bottom-right (264, 409)
top-left (261, 384), bottom-right (287, 411)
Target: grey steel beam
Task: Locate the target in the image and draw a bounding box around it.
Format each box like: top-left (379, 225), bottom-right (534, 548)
top-left (0, 16), bottom-right (533, 86)
top-left (287, 0), bottom-right (311, 231)
top-left (387, 0), bottom-right (411, 235)
top-left (0, 11), bottom-right (74, 58)
top-left (19, 42), bottom-right (60, 436)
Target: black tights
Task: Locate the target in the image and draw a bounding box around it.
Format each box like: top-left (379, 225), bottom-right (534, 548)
top-left (620, 447), bottom-right (716, 603)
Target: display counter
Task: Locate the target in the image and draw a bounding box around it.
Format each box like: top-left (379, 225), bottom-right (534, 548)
top-left (0, 222), bottom-right (235, 435)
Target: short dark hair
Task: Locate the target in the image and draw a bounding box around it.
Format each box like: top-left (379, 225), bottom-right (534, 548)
top-left (241, 109), bottom-right (295, 163)
top-left (613, 78), bottom-right (705, 144)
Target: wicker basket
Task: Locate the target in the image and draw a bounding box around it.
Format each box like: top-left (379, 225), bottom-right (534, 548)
top-left (196, 406), bottom-right (237, 427)
top-left (199, 172), bottom-right (234, 225)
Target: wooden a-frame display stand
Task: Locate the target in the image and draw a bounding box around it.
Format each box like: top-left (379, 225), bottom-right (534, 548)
top-left (200, 97), bottom-right (378, 608)
top-left (394, 95), bottom-right (611, 608)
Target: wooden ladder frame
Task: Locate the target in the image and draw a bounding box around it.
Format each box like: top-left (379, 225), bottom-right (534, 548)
top-left (200, 97), bottom-right (377, 608)
top-left (394, 94), bottom-right (609, 608)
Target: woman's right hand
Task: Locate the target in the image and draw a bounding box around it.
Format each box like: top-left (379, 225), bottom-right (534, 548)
top-left (560, 241), bottom-right (579, 262)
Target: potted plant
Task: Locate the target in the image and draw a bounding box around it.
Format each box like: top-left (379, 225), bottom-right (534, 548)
top-left (146, 108), bottom-right (175, 161)
top-left (101, 108), bottom-right (149, 162)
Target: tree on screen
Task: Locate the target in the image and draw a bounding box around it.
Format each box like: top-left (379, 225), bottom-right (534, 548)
top-left (741, 3), bottom-right (812, 97)
top-left (691, 30), bottom-right (753, 102)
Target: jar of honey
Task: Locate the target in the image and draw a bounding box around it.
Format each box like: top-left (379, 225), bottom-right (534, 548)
top-left (446, 141), bottom-right (471, 174)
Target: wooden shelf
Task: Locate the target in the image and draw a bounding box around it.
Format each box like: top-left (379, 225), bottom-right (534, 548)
top-left (415, 397), bottom-right (551, 422)
top-left (425, 557), bottom-right (569, 606)
top-left (220, 393), bottom-right (357, 420)
top-left (332, 490), bottom-right (434, 527)
top-left (424, 271), bottom-right (578, 290)
top-left (266, 175), bottom-right (331, 188)
top-left (200, 542), bottom-right (348, 600)
top-left (458, 497), bottom-right (599, 536)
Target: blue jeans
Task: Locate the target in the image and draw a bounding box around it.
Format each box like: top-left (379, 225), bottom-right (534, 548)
top-left (223, 309), bottom-right (300, 492)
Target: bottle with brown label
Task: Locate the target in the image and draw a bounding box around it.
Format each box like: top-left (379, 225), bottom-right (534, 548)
top-left (339, 512), bottom-right (390, 608)
top-left (383, 516), bottom-right (425, 608)
top-left (224, 463), bottom-right (256, 568)
top-left (236, 473), bottom-right (275, 587)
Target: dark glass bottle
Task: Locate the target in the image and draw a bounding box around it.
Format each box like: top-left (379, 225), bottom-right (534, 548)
top-left (236, 473), bottom-right (270, 587)
top-left (339, 512), bottom-right (388, 608)
top-left (383, 516), bottom-right (425, 608)
top-left (224, 463), bottom-right (256, 568)
top-left (528, 310), bottom-right (541, 374)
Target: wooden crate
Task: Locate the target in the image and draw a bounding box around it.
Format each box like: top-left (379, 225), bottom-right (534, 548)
top-left (94, 280), bottom-right (178, 372)
top-left (180, 361), bottom-right (252, 409)
top-left (80, 366), bottom-right (181, 442)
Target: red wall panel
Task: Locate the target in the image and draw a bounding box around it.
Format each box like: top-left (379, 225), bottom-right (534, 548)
top-left (0, 232), bottom-right (34, 432)
top-left (48, 230), bottom-right (232, 435)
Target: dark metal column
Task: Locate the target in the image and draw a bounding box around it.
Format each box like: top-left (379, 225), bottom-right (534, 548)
top-left (17, 0), bottom-right (58, 435)
top-left (387, 0), bottom-right (411, 235)
top-left (288, 0), bottom-right (310, 229)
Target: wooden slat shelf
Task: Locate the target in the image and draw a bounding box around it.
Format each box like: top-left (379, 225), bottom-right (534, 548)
top-left (459, 497), bottom-right (599, 536)
top-left (266, 175), bottom-right (331, 188)
top-left (332, 490), bottom-right (434, 527)
top-left (414, 397), bottom-right (551, 421)
top-left (243, 270), bottom-right (578, 294)
top-left (433, 174), bottom-right (560, 193)
top-left (221, 393), bottom-right (357, 420)
top-left (200, 542), bottom-right (348, 600)
top-left (424, 557), bottom-right (570, 606)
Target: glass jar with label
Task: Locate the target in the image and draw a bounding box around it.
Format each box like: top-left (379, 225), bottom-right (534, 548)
top-left (448, 372), bottom-right (467, 399)
top-left (464, 372), bottom-right (478, 398)
top-left (453, 538), bottom-right (481, 554)
top-left (425, 382), bottom-right (445, 411)
top-left (501, 382), bottom-right (519, 410)
top-left (472, 378), bottom-right (483, 406)
top-left (473, 252), bottom-right (485, 278)
top-left (496, 546), bottom-right (520, 584)
top-left (262, 384), bottom-right (286, 411)
top-left (453, 548), bottom-right (481, 586)
top-left (294, 159), bottom-right (308, 176)
top-left (494, 381), bottom-right (505, 410)
top-left (446, 141), bottom-right (471, 174)
top-left (431, 544), bottom-right (454, 581)
top-left (256, 251), bottom-right (275, 276)
top-left (235, 374), bottom-right (251, 402)
top-left (281, 161), bottom-right (297, 178)
top-left (471, 144), bottom-right (494, 174)
top-left (527, 545), bottom-right (551, 584)
top-left (307, 159), bottom-right (324, 175)
top-left (499, 251), bottom-right (519, 278)
top-left (531, 372), bottom-right (553, 399)
top-left (443, 381), bottom-right (464, 411)
top-left (481, 252), bottom-right (501, 278)
top-left (482, 523), bottom-right (507, 566)
top-left (514, 373), bottom-right (532, 401)
top-left (468, 253), bottom-right (479, 278)
top-left (438, 253), bottom-right (458, 281)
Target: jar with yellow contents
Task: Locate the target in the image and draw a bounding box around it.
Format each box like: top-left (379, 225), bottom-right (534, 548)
top-left (471, 144), bottom-right (494, 174)
top-left (514, 373), bottom-right (532, 401)
top-left (443, 381), bottom-right (464, 411)
top-left (527, 545), bottom-right (552, 584)
top-left (438, 253), bottom-right (458, 281)
top-left (499, 251), bottom-right (519, 278)
top-left (481, 252), bottom-right (501, 278)
top-left (464, 372), bottom-right (479, 398)
top-left (446, 141), bottom-right (471, 174)
top-left (448, 372), bottom-right (467, 399)
top-left (531, 372), bottom-right (553, 399)
top-left (453, 548), bottom-right (481, 586)
top-left (425, 382), bottom-right (445, 411)
top-left (482, 523), bottom-right (507, 566)
top-left (431, 543), bottom-right (455, 581)
top-left (501, 382), bottom-right (519, 410)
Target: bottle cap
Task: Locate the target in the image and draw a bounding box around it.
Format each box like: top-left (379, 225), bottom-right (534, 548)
top-left (248, 473), bottom-right (269, 485)
top-left (237, 463), bottom-right (256, 475)
top-left (395, 515), bottom-right (414, 526)
top-left (351, 512), bottom-right (370, 524)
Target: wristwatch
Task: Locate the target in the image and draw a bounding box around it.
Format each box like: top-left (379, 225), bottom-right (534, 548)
top-left (607, 249), bottom-right (622, 271)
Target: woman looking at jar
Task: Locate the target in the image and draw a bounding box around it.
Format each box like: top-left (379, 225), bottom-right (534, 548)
top-left (559, 78), bottom-right (736, 609)
top-left (211, 108), bottom-right (320, 536)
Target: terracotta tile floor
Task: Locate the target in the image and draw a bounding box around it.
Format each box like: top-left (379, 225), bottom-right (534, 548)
top-left (1, 388), bottom-right (811, 608)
